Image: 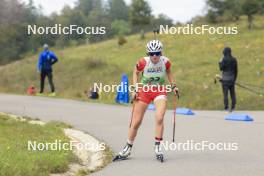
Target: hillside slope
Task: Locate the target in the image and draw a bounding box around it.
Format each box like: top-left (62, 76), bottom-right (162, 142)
top-left (0, 16), bottom-right (263, 110)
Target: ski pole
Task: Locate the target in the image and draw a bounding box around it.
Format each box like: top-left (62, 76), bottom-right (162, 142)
top-left (129, 95), bottom-right (137, 128)
top-left (172, 91), bottom-right (179, 143)
top-left (235, 82), bottom-right (264, 96)
top-left (214, 74), bottom-right (263, 96)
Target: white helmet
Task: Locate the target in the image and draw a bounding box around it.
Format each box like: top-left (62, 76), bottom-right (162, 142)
top-left (146, 40), bottom-right (163, 52)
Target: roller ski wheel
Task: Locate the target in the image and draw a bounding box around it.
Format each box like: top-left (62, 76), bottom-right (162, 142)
top-left (113, 154), bottom-right (129, 162)
top-left (156, 154), bottom-right (164, 163)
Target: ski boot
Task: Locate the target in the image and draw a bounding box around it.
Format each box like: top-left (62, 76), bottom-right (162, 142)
top-left (113, 143), bottom-right (132, 162)
top-left (155, 142), bottom-right (164, 163)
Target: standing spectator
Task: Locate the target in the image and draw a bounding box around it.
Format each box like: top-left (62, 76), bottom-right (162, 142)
top-left (37, 44), bottom-right (58, 96)
top-left (219, 47), bottom-right (238, 112)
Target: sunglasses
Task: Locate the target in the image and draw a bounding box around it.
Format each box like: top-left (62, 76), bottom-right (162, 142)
top-left (148, 52), bottom-right (161, 56)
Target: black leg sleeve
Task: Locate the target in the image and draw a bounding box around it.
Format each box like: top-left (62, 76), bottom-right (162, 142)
top-left (230, 85), bottom-right (236, 109)
top-left (222, 84), bottom-right (229, 109)
top-left (40, 70), bottom-right (46, 93)
top-left (47, 71), bottom-right (55, 92)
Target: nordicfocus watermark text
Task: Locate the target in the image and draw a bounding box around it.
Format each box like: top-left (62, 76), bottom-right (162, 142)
top-left (160, 140), bottom-right (239, 151)
top-left (93, 82), bottom-right (175, 93)
top-left (28, 140), bottom-right (106, 151)
top-left (160, 24), bottom-right (238, 35)
top-left (27, 24), bottom-right (106, 35)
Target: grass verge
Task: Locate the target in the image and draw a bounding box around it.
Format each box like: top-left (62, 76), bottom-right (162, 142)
top-left (0, 114), bottom-right (78, 176)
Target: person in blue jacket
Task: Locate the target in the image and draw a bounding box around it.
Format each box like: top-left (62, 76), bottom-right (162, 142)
top-left (37, 44), bottom-right (58, 96)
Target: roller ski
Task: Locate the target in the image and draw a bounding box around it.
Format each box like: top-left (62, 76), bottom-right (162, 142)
top-left (113, 143), bottom-right (132, 162)
top-left (156, 154), bottom-right (164, 162)
top-left (155, 142), bottom-right (164, 163)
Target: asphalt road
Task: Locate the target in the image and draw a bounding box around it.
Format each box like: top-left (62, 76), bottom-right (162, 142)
top-left (0, 94), bottom-right (263, 176)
